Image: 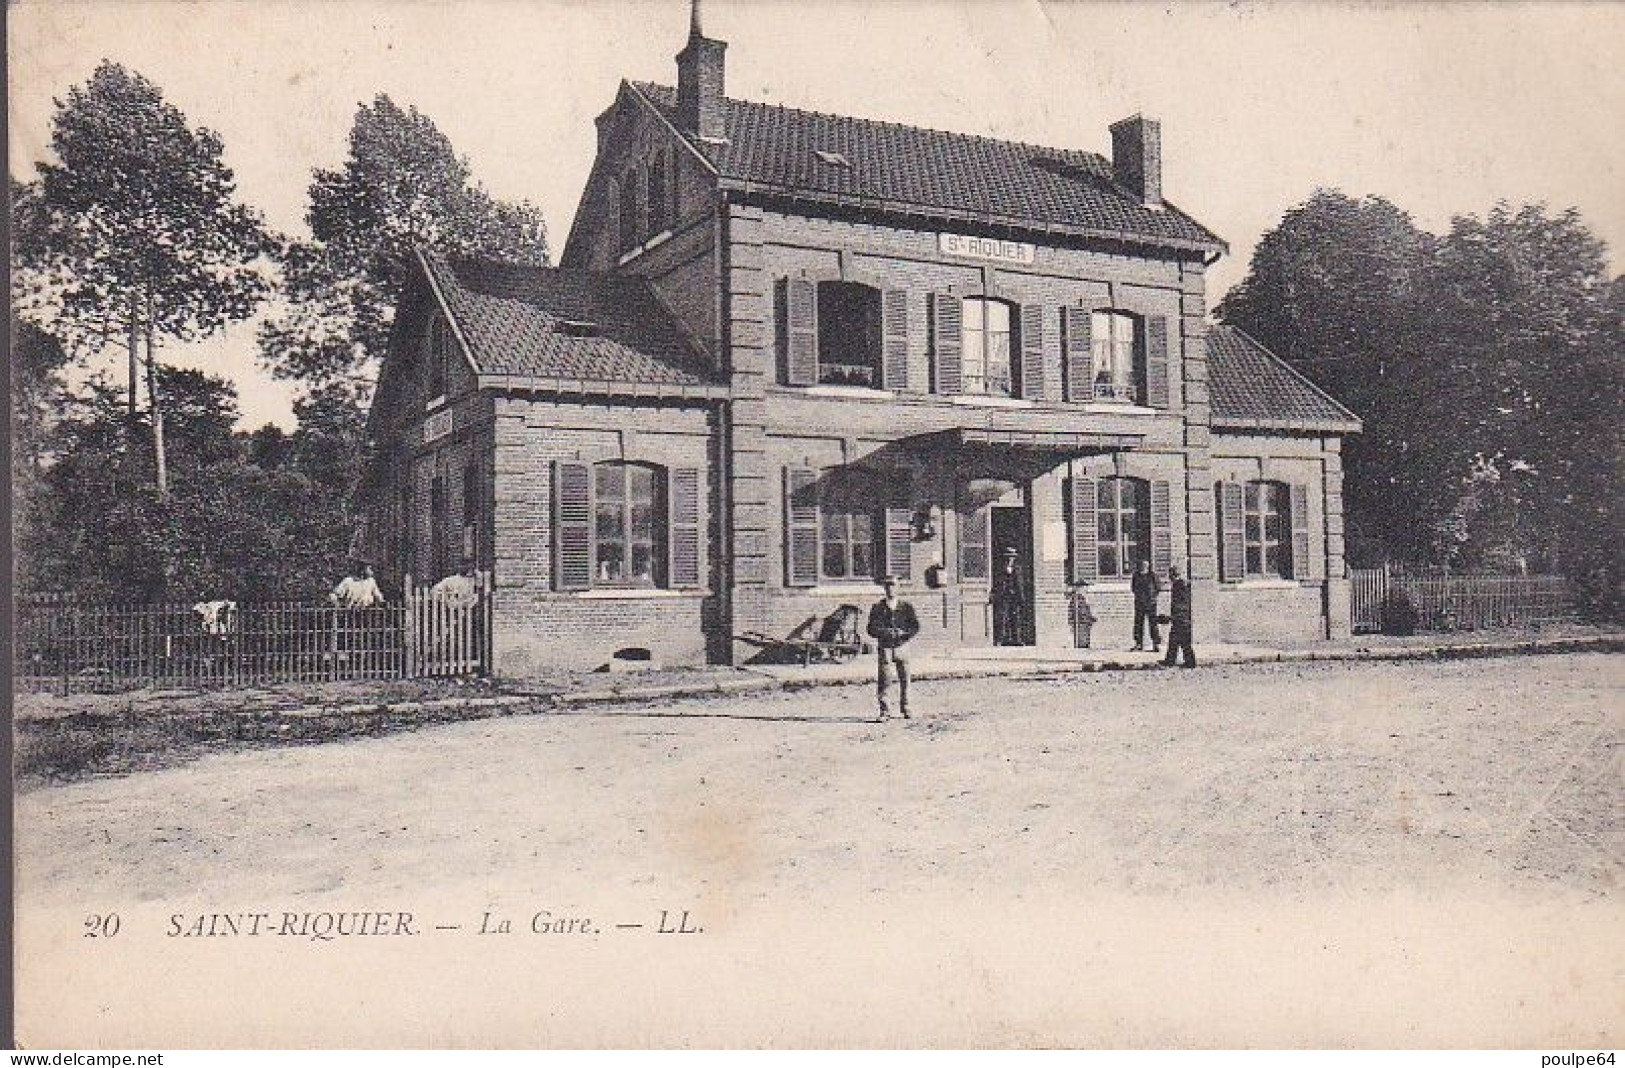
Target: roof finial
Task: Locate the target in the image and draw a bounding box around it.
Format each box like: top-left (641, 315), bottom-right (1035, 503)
top-left (690, 0), bottom-right (704, 39)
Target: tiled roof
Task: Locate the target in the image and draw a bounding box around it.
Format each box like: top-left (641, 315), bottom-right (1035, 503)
top-left (1206, 326), bottom-right (1361, 432)
top-left (420, 253), bottom-right (718, 388)
top-left (630, 82), bottom-right (1225, 254)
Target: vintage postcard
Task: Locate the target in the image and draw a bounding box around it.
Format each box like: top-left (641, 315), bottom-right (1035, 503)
top-left (9, 0), bottom-right (1623, 1049)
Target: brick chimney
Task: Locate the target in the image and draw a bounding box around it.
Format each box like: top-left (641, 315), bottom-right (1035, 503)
top-left (676, 0), bottom-right (727, 141)
top-left (1109, 115), bottom-right (1162, 208)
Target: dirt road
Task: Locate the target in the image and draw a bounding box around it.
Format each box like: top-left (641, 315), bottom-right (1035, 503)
top-left (16, 654), bottom-right (1623, 1047)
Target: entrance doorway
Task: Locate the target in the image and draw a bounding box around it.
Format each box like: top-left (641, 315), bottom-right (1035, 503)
top-left (990, 504), bottom-right (1034, 646)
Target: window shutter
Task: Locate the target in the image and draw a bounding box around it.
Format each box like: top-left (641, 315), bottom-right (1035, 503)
top-left (885, 507), bottom-right (913, 580)
top-left (959, 504), bottom-right (989, 580)
top-left (1150, 479), bottom-right (1173, 575)
top-left (552, 460), bottom-right (592, 591)
top-left (1290, 482), bottom-right (1314, 581)
top-left (1069, 476), bottom-right (1099, 584)
top-left (1144, 315), bottom-right (1170, 408)
top-left (1218, 480), bottom-right (1245, 582)
top-left (669, 467), bottom-right (703, 588)
top-left (1019, 304), bottom-right (1046, 401)
top-left (932, 292), bottom-right (963, 395)
top-left (782, 278), bottom-right (819, 386)
top-left (880, 289), bottom-right (910, 391)
top-left (784, 467), bottom-right (819, 587)
top-left (1063, 306), bottom-right (1092, 402)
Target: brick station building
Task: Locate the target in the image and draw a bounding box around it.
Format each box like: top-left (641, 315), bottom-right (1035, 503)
top-left (362, 11), bottom-right (1361, 675)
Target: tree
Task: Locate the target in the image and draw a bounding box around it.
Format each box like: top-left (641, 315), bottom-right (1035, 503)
top-left (1215, 190), bottom-right (1440, 563)
top-left (259, 94), bottom-right (549, 398)
top-left (23, 61), bottom-right (272, 497)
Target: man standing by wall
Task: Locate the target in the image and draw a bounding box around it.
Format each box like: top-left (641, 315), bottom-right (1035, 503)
top-left (992, 547), bottom-right (1028, 646)
top-left (1131, 557), bottom-right (1162, 652)
top-left (1161, 564), bottom-right (1196, 668)
top-left (866, 574), bottom-right (920, 722)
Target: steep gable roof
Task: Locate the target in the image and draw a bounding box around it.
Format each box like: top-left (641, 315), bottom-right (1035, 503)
top-left (1206, 325), bottom-right (1362, 433)
top-left (419, 252), bottom-right (721, 392)
top-left (628, 81), bottom-right (1225, 255)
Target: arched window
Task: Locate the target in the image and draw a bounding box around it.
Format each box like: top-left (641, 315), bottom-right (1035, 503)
top-left (962, 297), bottom-right (1015, 397)
top-left (1096, 477), bottom-right (1149, 579)
top-left (1090, 310), bottom-right (1138, 402)
top-left (1243, 480), bottom-right (1291, 578)
top-left (594, 461), bottom-right (665, 585)
top-left (816, 281), bottom-right (882, 387)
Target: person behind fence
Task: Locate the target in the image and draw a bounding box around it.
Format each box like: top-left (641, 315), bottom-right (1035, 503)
top-left (1130, 557), bottom-right (1162, 652)
top-left (330, 562), bottom-right (384, 609)
top-left (1161, 563), bottom-right (1197, 668)
top-left (866, 574), bottom-right (919, 722)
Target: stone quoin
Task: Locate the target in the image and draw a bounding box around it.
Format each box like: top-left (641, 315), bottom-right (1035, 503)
top-left (360, 6), bottom-right (1362, 675)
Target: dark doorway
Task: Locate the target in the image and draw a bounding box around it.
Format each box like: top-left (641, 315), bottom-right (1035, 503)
top-left (989, 504), bottom-right (1034, 646)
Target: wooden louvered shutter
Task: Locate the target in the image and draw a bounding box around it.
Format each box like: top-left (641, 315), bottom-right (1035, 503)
top-left (1218, 480), bottom-right (1245, 582)
top-left (1150, 479), bottom-right (1173, 575)
top-left (960, 504), bottom-right (989, 580)
top-left (784, 467), bottom-right (819, 587)
top-left (1144, 315), bottom-right (1170, 408)
top-left (885, 507), bottom-right (913, 580)
top-left (669, 467), bottom-right (703, 588)
top-left (1063, 306), bottom-right (1092, 403)
top-left (783, 278), bottom-right (819, 386)
top-left (882, 289), bottom-right (910, 391)
top-left (1019, 304), bottom-right (1046, 401)
top-left (552, 460), bottom-right (592, 591)
top-left (1290, 483), bottom-right (1314, 581)
top-left (1070, 476), bottom-right (1099, 584)
top-left (932, 293), bottom-right (963, 395)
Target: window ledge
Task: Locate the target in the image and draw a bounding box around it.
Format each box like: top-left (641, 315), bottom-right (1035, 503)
top-left (803, 385), bottom-right (894, 400)
top-left (1227, 579), bottom-right (1303, 590)
top-left (1078, 581), bottom-right (1133, 591)
top-left (1079, 402), bottom-right (1158, 416)
top-left (951, 395), bottom-right (1033, 409)
top-left (793, 584), bottom-right (894, 597)
top-left (574, 587), bottom-right (706, 600)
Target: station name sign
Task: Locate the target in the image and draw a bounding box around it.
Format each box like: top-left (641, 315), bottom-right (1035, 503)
top-left (938, 232), bottom-right (1035, 265)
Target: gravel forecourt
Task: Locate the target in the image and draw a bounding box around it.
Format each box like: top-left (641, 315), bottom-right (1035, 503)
top-left (16, 653), bottom-right (1624, 1047)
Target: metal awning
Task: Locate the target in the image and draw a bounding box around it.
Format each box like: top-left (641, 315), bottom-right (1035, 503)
top-left (951, 428), bottom-right (1144, 453)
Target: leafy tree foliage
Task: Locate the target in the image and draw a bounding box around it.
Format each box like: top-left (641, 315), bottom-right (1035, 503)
top-left (18, 62), bottom-right (272, 494)
top-left (1219, 191), bottom-right (1624, 616)
top-left (259, 95), bottom-right (549, 397)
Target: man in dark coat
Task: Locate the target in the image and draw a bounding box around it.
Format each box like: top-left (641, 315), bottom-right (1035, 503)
top-left (867, 574), bottom-right (920, 721)
top-left (1130, 557), bottom-right (1161, 652)
top-left (991, 547), bottom-right (1028, 646)
top-left (1161, 564), bottom-right (1196, 668)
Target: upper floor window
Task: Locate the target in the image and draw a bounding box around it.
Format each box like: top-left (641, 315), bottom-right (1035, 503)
top-left (647, 152), bottom-right (670, 233)
top-left (816, 282), bottom-right (882, 387)
top-left (617, 171), bottom-right (642, 252)
top-left (594, 461), bottom-right (665, 586)
top-left (1096, 476), bottom-right (1149, 579)
top-left (1090, 311), bottom-right (1138, 402)
top-left (962, 297), bottom-right (1014, 397)
top-left (1243, 480), bottom-right (1291, 579)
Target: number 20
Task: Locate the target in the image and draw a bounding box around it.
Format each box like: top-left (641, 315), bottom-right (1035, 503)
top-left (83, 913), bottom-right (120, 938)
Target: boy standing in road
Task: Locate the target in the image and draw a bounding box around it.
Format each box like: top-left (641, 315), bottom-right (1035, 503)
top-left (867, 574), bottom-right (920, 721)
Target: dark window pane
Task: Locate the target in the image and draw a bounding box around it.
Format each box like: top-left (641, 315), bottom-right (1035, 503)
top-left (823, 543), bottom-right (847, 578)
top-left (1246, 546), bottom-right (1262, 575)
top-left (1099, 511), bottom-right (1118, 541)
top-left (852, 543), bottom-right (875, 578)
top-left (1245, 482), bottom-right (1260, 509)
top-left (631, 542), bottom-right (654, 580)
top-left (1099, 545), bottom-right (1118, 577)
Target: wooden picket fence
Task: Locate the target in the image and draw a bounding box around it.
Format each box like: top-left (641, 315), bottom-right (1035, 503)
top-left (15, 576), bottom-right (491, 694)
top-left (1349, 565), bottom-right (1578, 634)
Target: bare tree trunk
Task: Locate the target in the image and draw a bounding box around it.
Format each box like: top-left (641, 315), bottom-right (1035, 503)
top-left (144, 287), bottom-right (168, 500)
top-left (127, 295), bottom-right (140, 431)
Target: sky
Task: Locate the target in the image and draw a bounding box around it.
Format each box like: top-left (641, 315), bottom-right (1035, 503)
top-left (10, 0), bottom-right (1625, 429)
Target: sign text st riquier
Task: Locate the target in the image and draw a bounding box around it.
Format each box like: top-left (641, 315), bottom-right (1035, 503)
top-left (937, 232), bottom-right (1035, 265)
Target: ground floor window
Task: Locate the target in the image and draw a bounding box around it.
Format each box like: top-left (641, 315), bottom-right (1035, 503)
top-left (1096, 476), bottom-right (1149, 578)
top-left (594, 461), bottom-right (664, 585)
top-left (1244, 479), bottom-right (1291, 578)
